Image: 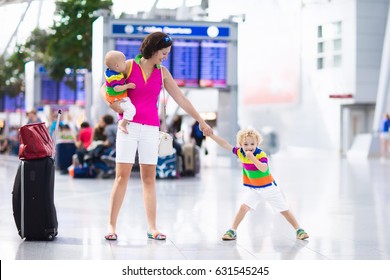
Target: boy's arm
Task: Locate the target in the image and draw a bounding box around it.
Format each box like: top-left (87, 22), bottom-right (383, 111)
top-left (113, 82), bottom-right (136, 92)
top-left (246, 152), bottom-right (268, 172)
top-left (209, 134), bottom-right (233, 151)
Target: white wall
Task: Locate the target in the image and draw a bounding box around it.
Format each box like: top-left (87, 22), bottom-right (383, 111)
top-left (208, 0), bottom-right (389, 152)
top-left (355, 0), bottom-right (389, 103)
top-left (208, 0), bottom-right (346, 150)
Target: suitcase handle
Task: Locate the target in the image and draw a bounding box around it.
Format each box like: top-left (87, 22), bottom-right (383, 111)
top-left (51, 109), bottom-right (62, 160)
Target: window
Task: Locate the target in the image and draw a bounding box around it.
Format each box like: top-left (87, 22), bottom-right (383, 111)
top-left (316, 21), bottom-right (342, 69)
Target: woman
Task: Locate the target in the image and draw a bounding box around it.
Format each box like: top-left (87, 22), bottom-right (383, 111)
top-left (101, 32), bottom-right (212, 240)
top-left (381, 113), bottom-right (390, 158)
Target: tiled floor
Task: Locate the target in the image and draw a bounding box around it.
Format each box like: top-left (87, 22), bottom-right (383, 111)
top-left (1, 147), bottom-right (390, 260)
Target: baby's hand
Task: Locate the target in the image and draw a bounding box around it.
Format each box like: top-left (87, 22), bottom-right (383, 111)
top-left (127, 83), bottom-right (136, 89)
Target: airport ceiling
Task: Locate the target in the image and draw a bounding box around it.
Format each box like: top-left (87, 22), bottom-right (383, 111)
top-left (0, 0), bottom-right (29, 6)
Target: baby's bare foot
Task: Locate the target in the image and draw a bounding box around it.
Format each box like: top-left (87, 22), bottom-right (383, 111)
top-left (118, 123), bottom-right (128, 134)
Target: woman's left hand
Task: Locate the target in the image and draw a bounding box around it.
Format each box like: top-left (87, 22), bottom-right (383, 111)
top-left (199, 121), bottom-right (213, 137)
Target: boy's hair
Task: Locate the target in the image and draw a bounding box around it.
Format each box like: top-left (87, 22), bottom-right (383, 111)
top-left (80, 121), bottom-right (90, 128)
top-left (102, 114), bottom-right (114, 125)
top-left (105, 50), bottom-right (125, 69)
top-left (236, 128), bottom-right (263, 146)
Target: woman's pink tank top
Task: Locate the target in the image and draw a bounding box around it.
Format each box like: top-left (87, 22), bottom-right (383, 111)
top-left (124, 55), bottom-right (162, 127)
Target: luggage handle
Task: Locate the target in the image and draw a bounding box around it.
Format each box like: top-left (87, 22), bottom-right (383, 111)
top-left (51, 109), bottom-right (62, 159)
top-left (20, 161), bottom-right (25, 238)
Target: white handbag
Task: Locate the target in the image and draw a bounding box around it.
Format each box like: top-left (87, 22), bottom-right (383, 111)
top-left (158, 131), bottom-right (173, 157)
top-left (158, 68), bottom-right (174, 157)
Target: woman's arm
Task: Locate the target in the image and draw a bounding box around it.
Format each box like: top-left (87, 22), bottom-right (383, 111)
top-left (100, 84), bottom-right (123, 113)
top-left (209, 134), bottom-right (233, 151)
top-left (162, 67), bottom-right (212, 136)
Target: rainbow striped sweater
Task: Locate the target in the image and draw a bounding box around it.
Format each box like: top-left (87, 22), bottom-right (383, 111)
top-left (233, 147), bottom-right (276, 188)
top-left (105, 69), bottom-right (126, 96)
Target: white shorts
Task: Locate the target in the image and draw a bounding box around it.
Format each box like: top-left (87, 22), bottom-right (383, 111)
top-left (242, 185), bottom-right (289, 213)
top-left (115, 122), bottom-right (159, 165)
top-left (381, 132), bottom-right (390, 140)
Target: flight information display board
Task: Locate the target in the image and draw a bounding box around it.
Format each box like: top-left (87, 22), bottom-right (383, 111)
top-left (114, 39), bottom-right (170, 74)
top-left (172, 40), bottom-right (199, 87)
top-left (114, 38), bottom-right (227, 88)
top-left (59, 76), bottom-right (76, 105)
top-left (40, 71), bottom-right (86, 106)
top-left (3, 95), bottom-right (17, 111)
top-left (76, 74), bottom-right (86, 106)
top-left (41, 74), bottom-right (58, 104)
top-left (199, 40), bottom-right (227, 88)
top-left (115, 38), bottom-right (142, 61)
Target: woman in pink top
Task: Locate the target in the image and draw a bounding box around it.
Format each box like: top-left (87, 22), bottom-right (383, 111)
top-left (101, 32), bottom-right (212, 241)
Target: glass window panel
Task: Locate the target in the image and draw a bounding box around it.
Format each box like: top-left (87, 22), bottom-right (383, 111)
top-left (317, 25), bottom-right (323, 38)
top-left (333, 39), bottom-right (342, 51)
top-left (317, 57), bottom-right (324, 69)
top-left (333, 55), bottom-right (342, 67)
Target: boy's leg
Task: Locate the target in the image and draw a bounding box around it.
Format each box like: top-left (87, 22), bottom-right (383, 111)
top-left (232, 204), bottom-right (251, 230)
top-left (280, 210), bottom-right (300, 230)
top-left (118, 98), bottom-right (135, 134)
top-left (280, 210), bottom-right (309, 240)
top-left (222, 204), bottom-right (251, 240)
top-left (118, 119), bottom-right (128, 134)
top-left (121, 98), bottom-right (136, 121)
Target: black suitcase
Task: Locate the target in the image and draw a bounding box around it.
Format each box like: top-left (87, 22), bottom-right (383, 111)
top-left (55, 142), bottom-right (76, 172)
top-left (12, 157), bottom-right (58, 240)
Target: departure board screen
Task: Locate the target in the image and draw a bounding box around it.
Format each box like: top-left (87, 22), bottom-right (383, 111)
top-left (59, 76), bottom-right (76, 105)
top-left (199, 41), bottom-right (227, 88)
top-left (114, 39), bottom-right (227, 88)
top-left (172, 40), bottom-right (199, 87)
top-left (41, 74), bottom-right (58, 104)
top-left (114, 38), bottom-right (170, 74)
top-left (76, 74), bottom-right (86, 106)
top-left (3, 95), bottom-right (17, 111)
top-left (115, 39), bottom-right (142, 61)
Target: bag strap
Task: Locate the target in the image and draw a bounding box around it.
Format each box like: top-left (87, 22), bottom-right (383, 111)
top-left (160, 67), bottom-right (168, 132)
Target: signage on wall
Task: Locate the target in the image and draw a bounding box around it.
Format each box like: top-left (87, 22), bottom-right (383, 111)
top-left (112, 24), bottom-right (230, 39)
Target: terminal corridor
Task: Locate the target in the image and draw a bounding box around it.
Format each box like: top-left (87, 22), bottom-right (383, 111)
top-left (1, 148), bottom-right (390, 260)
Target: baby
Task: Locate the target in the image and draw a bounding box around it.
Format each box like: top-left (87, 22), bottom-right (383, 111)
top-left (104, 50), bottom-right (136, 134)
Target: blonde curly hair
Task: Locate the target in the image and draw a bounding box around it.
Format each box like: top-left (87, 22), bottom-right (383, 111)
top-left (236, 128), bottom-right (263, 147)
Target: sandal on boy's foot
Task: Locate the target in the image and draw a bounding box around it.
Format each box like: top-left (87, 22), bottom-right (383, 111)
top-left (104, 233), bottom-right (117, 240)
top-left (296, 229), bottom-right (309, 240)
top-left (147, 231), bottom-right (166, 240)
top-left (222, 229), bottom-right (237, 241)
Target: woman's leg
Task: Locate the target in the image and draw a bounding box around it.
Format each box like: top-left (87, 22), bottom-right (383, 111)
top-left (108, 162), bottom-right (132, 234)
top-left (139, 164), bottom-right (158, 232)
top-left (380, 136), bottom-right (386, 158)
top-left (386, 138), bottom-right (390, 157)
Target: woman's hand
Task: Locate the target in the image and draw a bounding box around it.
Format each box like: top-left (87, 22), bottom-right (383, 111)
top-left (199, 121), bottom-right (212, 137)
